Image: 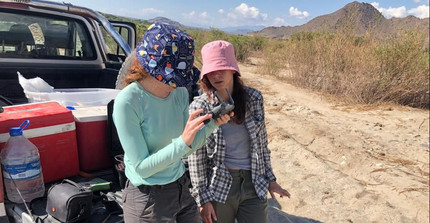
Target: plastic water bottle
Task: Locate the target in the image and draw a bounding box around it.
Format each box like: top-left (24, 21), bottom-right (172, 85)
top-left (0, 120), bottom-right (45, 203)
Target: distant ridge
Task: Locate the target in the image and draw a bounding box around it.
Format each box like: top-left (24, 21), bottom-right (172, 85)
top-left (147, 17), bottom-right (196, 30)
top-left (252, 1), bottom-right (429, 40)
top-left (221, 25), bottom-right (266, 34)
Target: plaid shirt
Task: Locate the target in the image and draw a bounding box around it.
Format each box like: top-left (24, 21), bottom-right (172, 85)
top-left (188, 86), bottom-right (276, 206)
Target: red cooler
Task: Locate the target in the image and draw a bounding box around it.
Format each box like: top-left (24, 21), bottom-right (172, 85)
top-left (0, 102), bottom-right (80, 183)
top-left (72, 106), bottom-right (113, 172)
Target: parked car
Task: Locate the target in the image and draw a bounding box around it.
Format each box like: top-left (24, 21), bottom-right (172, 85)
top-left (0, 0), bottom-right (136, 106)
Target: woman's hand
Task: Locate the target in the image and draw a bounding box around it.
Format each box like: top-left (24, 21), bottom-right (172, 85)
top-left (214, 112), bottom-right (234, 126)
top-left (269, 181), bottom-right (291, 200)
top-left (182, 109), bottom-right (211, 146)
top-left (200, 202), bottom-right (217, 223)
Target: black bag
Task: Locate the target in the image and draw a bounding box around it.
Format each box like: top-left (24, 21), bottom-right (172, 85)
top-left (108, 100), bottom-right (127, 189)
top-left (46, 179), bottom-right (93, 223)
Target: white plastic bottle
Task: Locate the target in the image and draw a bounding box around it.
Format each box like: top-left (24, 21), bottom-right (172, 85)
top-left (0, 120), bottom-right (45, 203)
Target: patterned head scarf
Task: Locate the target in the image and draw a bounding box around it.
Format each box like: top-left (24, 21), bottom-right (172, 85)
top-left (136, 22), bottom-right (199, 87)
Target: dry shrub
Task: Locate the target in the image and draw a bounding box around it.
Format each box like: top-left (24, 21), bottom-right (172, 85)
top-left (266, 30), bottom-right (429, 109)
top-left (258, 39), bottom-right (288, 77)
top-left (189, 27), bottom-right (428, 109)
top-left (188, 29), bottom-right (267, 68)
top-left (370, 31), bottom-right (429, 108)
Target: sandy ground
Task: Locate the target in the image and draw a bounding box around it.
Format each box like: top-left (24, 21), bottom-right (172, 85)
top-left (238, 59), bottom-right (429, 223)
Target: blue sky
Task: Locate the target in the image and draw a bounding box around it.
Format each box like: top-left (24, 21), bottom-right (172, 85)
top-left (53, 0), bottom-right (429, 28)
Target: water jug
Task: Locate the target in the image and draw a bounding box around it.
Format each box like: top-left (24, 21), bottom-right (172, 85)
top-left (0, 120), bottom-right (45, 203)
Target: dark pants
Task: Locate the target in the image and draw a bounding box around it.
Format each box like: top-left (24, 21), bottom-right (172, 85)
top-left (212, 169), bottom-right (268, 223)
top-left (123, 173), bottom-right (200, 223)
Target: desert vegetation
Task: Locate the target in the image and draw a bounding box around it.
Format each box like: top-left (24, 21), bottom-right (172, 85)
top-left (194, 28), bottom-right (428, 109)
top-left (104, 13), bottom-right (429, 109)
top-left (258, 29), bottom-right (429, 108)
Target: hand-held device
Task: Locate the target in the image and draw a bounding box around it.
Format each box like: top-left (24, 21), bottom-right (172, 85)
top-left (204, 88), bottom-right (235, 124)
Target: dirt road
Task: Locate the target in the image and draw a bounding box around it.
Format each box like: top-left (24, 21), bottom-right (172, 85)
top-left (239, 59), bottom-right (429, 223)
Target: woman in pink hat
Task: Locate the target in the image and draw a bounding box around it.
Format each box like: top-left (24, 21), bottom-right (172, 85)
top-left (188, 40), bottom-right (291, 223)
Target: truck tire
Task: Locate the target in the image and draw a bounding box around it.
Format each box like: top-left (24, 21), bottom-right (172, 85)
top-left (115, 49), bottom-right (136, 90)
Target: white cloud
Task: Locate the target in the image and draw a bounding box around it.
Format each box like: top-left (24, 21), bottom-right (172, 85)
top-left (289, 7), bottom-right (310, 19)
top-left (181, 11), bottom-right (211, 26)
top-left (408, 5), bottom-right (430, 18)
top-left (371, 2), bottom-right (406, 18)
top-left (371, 2), bottom-right (429, 18)
top-left (411, 0), bottom-right (430, 4)
top-left (227, 12), bottom-right (237, 20)
top-left (106, 7), bottom-right (163, 18)
top-left (200, 12), bottom-right (208, 19)
top-left (383, 6), bottom-right (407, 17)
top-left (219, 3), bottom-right (269, 27)
top-left (188, 11), bottom-right (195, 17)
top-left (273, 17), bottom-right (287, 27)
top-left (231, 3), bottom-right (268, 20)
top-left (139, 8), bottom-right (164, 15)
top-left (183, 11), bottom-right (196, 20)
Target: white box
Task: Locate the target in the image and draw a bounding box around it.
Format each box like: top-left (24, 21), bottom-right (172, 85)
top-left (25, 88), bottom-right (120, 107)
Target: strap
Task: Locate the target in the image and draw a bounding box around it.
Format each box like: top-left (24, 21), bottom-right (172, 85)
top-left (62, 179), bottom-right (85, 191)
top-left (67, 205), bottom-right (85, 223)
top-left (34, 215), bottom-right (48, 223)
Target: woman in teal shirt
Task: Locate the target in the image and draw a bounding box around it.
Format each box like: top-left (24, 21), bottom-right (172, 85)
top-left (113, 23), bottom-right (230, 222)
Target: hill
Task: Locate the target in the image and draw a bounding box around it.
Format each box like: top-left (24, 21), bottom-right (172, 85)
top-left (252, 1), bottom-right (429, 39)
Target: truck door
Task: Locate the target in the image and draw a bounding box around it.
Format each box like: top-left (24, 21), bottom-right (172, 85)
top-left (100, 21), bottom-right (136, 68)
top-left (98, 21), bottom-right (136, 87)
top-left (110, 21), bottom-right (137, 52)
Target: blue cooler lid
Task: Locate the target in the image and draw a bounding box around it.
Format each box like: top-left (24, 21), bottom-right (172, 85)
top-left (9, 127), bottom-right (23, 136)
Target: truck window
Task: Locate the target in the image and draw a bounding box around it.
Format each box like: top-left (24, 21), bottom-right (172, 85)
top-left (99, 25), bottom-right (127, 59)
top-left (0, 12), bottom-right (96, 60)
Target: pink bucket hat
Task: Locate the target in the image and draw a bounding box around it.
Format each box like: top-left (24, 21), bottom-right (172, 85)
top-left (200, 40), bottom-right (240, 79)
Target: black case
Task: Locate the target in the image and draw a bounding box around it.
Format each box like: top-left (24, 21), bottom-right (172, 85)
top-left (107, 100), bottom-right (127, 189)
top-left (46, 179), bottom-right (93, 223)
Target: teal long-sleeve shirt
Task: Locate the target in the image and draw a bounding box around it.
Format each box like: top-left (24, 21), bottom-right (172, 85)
top-left (112, 82), bottom-right (216, 186)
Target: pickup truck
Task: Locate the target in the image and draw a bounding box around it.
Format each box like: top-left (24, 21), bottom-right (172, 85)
top-left (0, 0), bottom-right (137, 222)
top-left (0, 0), bottom-right (136, 106)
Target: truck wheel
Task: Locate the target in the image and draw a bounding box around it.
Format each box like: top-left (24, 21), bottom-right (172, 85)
top-left (116, 49), bottom-right (136, 90)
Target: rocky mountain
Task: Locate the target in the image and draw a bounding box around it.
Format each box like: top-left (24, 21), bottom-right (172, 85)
top-left (252, 1), bottom-right (429, 39)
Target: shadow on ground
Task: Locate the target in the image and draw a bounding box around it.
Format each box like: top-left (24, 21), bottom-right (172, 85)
top-left (268, 199), bottom-right (322, 223)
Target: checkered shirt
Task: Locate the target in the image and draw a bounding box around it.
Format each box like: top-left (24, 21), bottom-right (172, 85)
top-left (188, 86), bottom-right (276, 206)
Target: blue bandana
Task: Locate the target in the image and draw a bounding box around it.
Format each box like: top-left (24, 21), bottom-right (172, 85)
top-left (136, 22), bottom-right (199, 87)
